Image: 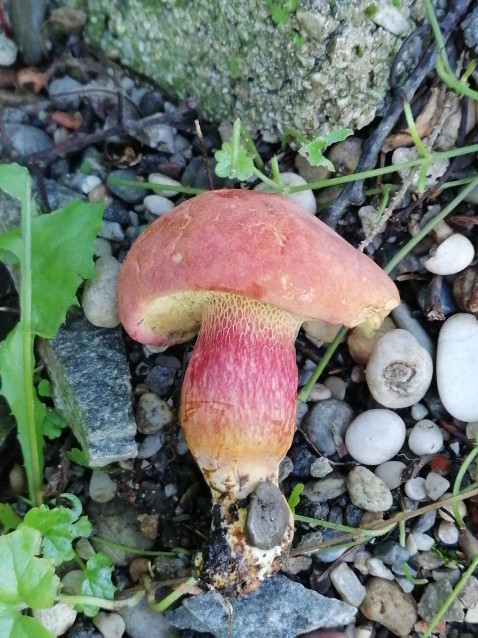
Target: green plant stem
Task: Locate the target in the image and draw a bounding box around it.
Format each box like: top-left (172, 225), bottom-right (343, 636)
top-left (422, 554), bottom-right (478, 638)
top-left (402, 562), bottom-right (428, 585)
top-left (92, 536), bottom-right (190, 557)
top-left (270, 156), bottom-right (282, 187)
top-left (152, 576), bottom-right (198, 613)
top-left (452, 443), bottom-right (478, 527)
top-left (297, 326), bottom-right (348, 402)
top-left (58, 589), bottom-right (144, 610)
top-left (20, 180), bottom-right (43, 507)
top-left (230, 118), bottom-right (242, 178)
top-left (286, 143), bottom-right (478, 193)
top-left (435, 56), bottom-right (478, 101)
top-left (251, 166), bottom-right (283, 191)
top-left (422, 0), bottom-right (453, 75)
top-left (403, 100), bottom-right (430, 158)
top-left (294, 514), bottom-right (395, 538)
top-left (384, 174), bottom-right (478, 274)
top-left (240, 126), bottom-right (265, 169)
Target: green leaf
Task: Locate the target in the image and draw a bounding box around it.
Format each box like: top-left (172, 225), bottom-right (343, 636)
top-left (42, 408), bottom-right (67, 440)
top-left (78, 552), bottom-right (116, 616)
top-left (37, 379), bottom-right (52, 398)
top-left (67, 447), bottom-right (89, 468)
top-left (23, 494), bottom-right (92, 566)
top-left (298, 128), bottom-right (353, 170)
top-left (0, 199), bottom-right (103, 339)
top-left (288, 483), bottom-right (304, 513)
top-left (0, 608), bottom-right (55, 638)
top-left (0, 505), bottom-right (22, 533)
top-left (0, 326), bottom-right (46, 502)
top-left (214, 142), bottom-right (255, 181)
top-left (267, 0), bottom-right (299, 25)
top-left (0, 526), bottom-right (59, 609)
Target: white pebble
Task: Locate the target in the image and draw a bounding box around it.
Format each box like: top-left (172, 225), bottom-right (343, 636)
top-left (437, 520), bottom-right (459, 545)
top-left (372, 6), bottom-right (409, 35)
top-left (411, 403), bottom-right (428, 421)
top-left (33, 604), bottom-right (77, 636)
top-left (89, 469), bottom-right (117, 502)
top-left (254, 171), bottom-right (317, 214)
top-left (330, 562), bottom-right (366, 607)
top-left (404, 477), bottom-right (427, 501)
top-left (135, 393), bottom-right (174, 434)
top-left (466, 604), bottom-right (478, 623)
top-left (410, 532), bottom-right (435, 551)
top-left (408, 419), bottom-right (443, 455)
top-left (0, 33), bottom-right (18, 66)
top-left (143, 194), bottom-right (175, 217)
top-left (148, 173), bottom-right (181, 197)
top-left (437, 314), bottom-right (478, 422)
top-left (82, 256), bottom-right (121, 328)
top-left (374, 461), bottom-right (406, 490)
top-left (365, 329), bottom-right (433, 408)
top-left (95, 237), bottom-right (113, 258)
top-left (354, 626), bottom-right (373, 638)
top-left (345, 409), bottom-right (406, 465)
top-left (308, 383), bottom-right (332, 401)
top-left (93, 611), bottom-right (126, 638)
top-left (324, 375), bottom-right (346, 400)
top-left (424, 234), bottom-right (475, 275)
top-left (466, 421), bottom-right (478, 441)
top-left (81, 174), bottom-right (102, 194)
top-left (366, 557), bottom-right (395, 580)
top-left (310, 456), bottom-right (333, 478)
top-left (425, 472), bottom-right (450, 501)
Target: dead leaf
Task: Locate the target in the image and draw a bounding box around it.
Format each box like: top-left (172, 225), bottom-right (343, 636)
top-left (51, 110), bottom-right (83, 130)
top-left (16, 68), bottom-right (46, 93)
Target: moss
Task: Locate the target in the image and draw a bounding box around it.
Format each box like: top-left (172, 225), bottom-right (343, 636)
top-left (364, 3), bottom-right (378, 19)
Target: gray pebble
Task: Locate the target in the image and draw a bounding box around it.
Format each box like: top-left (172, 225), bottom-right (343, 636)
top-left (82, 256), bottom-right (121, 329)
top-left (301, 399), bottom-right (354, 456)
top-left (108, 169), bottom-right (146, 204)
top-left (137, 433), bottom-right (163, 459)
top-left (144, 194), bottom-right (175, 218)
top-left (136, 393), bottom-right (174, 434)
top-left (99, 220), bottom-right (125, 242)
top-left (302, 474), bottom-right (347, 503)
top-left (48, 76), bottom-right (84, 109)
top-left (0, 33), bottom-right (17, 66)
top-left (278, 456), bottom-right (293, 482)
top-left (372, 540), bottom-right (409, 571)
top-left (330, 562), bottom-right (366, 607)
top-left (145, 355), bottom-right (181, 396)
top-left (412, 508), bottom-right (437, 533)
top-left (245, 482), bottom-right (291, 550)
top-left (103, 201), bottom-right (131, 226)
top-left (2, 123), bottom-right (52, 156)
top-left (347, 466), bottom-right (393, 512)
top-left (418, 580), bottom-right (465, 622)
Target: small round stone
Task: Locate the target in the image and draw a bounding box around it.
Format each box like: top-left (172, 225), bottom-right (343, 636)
top-left (302, 474), bottom-right (347, 503)
top-left (374, 461), bottom-right (406, 490)
top-left (324, 375), bottom-right (347, 400)
top-left (89, 469), bottom-right (117, 503)
top-left (437, 313), bottom-right (478, 421)
top-left (408, 419), bottom-right (444, 455)
top-left (245, 482), bottom-right (291, 550)
top-left (301, 399), bottom-right (354, 457)
top-left (361, 577), bottom-right (418, 637)
top-left (82, 256), bottom-right (121, 328)
top-left (438, 494), bottom-right (467, 522)
top-left (135, 393), bottom-right (174, 434)
top-left (254, 172), bottom-right (316, 214)
top-left (0, 33), bottom-right (18, 66)
top-left (33, 603), bottom-right (77, 636)
top-left (148, 172), bottom-right (181, 197)
top-left (411, 403), bottom-right (429, 421)
top-left (437, 521), bottom-right (459, 545)
top-left (425, 471), bottom-right (450, 501)
top-left (143, 194), bottom-right (175, 217)
top-left (410, 532), bottom-right (435, 551)
top-left (345, 409), bottom-right (406, 465)
top-left (365, 329), bottom-right (433, 408)
top-left (404, 477), bottom-right (427, 501)
top-left (81, 174), bottom-right (102, 194)
top-left (108, 169), bottom-right (146, 203)
top-left (347, 466), bottom-right (393, 512)
top-left (424, 234), bottom-right (475, 275)
top-left (99, 220), bottom-right (125, 241)
top-left (93, 611), bottom-right (126, 638)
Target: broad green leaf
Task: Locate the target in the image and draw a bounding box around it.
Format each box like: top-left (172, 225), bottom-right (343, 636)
top-left (79, 552), bottom-right (116, 616)
top-left (214, 142), bottom-right (255, 181)
top-left (0, 526), bottom-right (59, 610)
top-left (42, 408), bottom-right (67, 440)
top-left (24, 494), bottom-right (92, 566)
top-left (0, 607), bottom-right (54, 638)
top-left (0, 505), bottom-right (22, 533)
top-left (0, 326), bottom-right (45, 501)
top-left (0, 164), bottom-right (31, 215)
top-left (0, 199), bottom-right (103, 339)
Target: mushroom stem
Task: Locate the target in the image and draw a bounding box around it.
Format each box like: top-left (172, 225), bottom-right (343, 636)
top-left (180, 292), bottom-right (302, 592)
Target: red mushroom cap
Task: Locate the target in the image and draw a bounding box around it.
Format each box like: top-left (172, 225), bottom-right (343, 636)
top-left (117, 189), bottom-right (399, 346)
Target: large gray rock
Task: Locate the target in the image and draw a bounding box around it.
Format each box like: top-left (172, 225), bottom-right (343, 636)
top-left (67, 0), bottom-right (422, 141)
top-left (38, 311), bottom-right (137, 466)
top-left (166, 574), bottom-right (356, 637)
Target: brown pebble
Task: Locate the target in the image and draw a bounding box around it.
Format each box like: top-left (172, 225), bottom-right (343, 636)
top-left (360, 577), bottom-right (417, 637)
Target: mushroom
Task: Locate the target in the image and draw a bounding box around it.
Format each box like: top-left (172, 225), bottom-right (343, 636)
top-left (116, 189), bottom-right (399, 594)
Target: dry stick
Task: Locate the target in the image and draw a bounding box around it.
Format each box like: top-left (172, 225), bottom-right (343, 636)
top-left (358, 90), bottom-right (457, 252)
top-left (322, 0), bottom-right (472, 228)
top-left (194, 119), bottom-right (214, 191)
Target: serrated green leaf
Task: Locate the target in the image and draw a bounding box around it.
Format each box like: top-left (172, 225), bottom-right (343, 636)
top-left (67, 447), bottom-right (89, 467)
top-left (78, 552), bottom-right (116, 616)
top-left (0, 607), bottom-right (55, 638)
top-left (23, 494), bottom-right (92, 566)
top-left (0, 526), bottom-right (59, 610)
top-left (298, 128), bottom-right (354, 170)
top-left (42, 408), bottom-right (67, 440)
top-left (322, 127), bottom-right (354, 146)
top-left (288, 483), bottom-right (304, 513)
top-left (214, 142), bottom-right (255, 181)
top-left (0, 326), bottom-right (46, 500)
top-left (0, 505), bottom-right (22, 533)
top-left (0, 199), bottom-right (103, 339)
